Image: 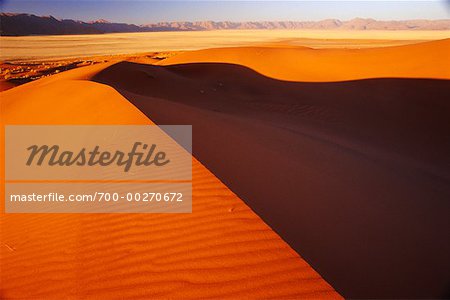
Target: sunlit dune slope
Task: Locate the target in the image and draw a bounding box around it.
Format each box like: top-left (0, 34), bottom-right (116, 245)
top-left (158, 39), bottom-right (450, 81)
top-left (0, 67), bottom-right (341, 299)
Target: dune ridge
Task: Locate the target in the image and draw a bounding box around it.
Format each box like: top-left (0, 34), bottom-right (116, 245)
top-left (158, 39), bottom-right (450, 81)
top-left (0, 65), bottom-right (341, 299)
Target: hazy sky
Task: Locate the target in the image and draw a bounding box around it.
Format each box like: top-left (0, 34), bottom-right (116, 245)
top-left (1, 1), bottom-right (449, 24)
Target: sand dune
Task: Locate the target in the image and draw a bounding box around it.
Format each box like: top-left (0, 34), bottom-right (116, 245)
top-left (91, 40), bottom-right (450, 298)
top-left (158, 39), bottom-right (450, 81)
top-left (0, 65), bottom-right (340, 298)
top-left (2, 39), bottom-right (449, 298)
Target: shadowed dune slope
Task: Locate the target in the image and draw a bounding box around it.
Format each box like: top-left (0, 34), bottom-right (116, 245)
top-left (93, 59), bottom-right (450, 298)
top-left (0, 69), bottom-right (341, 299)
top-left (158, 39), bottom-right (450, 81)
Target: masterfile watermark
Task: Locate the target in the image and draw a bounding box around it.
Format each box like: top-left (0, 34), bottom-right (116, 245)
top-left (26, 142), bottom-right (170, 172)
top-left (5, 125), bottom-right (192, 213)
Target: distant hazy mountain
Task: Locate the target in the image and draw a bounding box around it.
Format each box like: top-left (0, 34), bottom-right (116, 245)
top-left (1, 13), bottom-right (450, 36)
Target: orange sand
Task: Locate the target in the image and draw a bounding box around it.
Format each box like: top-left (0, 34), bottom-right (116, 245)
top-left (158, 39), bottom-right (450, 81)
top-left (2, 39), bottom-right (449, 298)
top-left (0, 63), bottom-right (340, 298)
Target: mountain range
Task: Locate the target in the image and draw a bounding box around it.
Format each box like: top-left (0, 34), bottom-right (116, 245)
top-left (1, 13), bottom-right (450, 36)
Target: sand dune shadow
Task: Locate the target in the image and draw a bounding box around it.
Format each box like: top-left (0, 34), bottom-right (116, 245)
top-left (93, 61), bottom-right (450, 298)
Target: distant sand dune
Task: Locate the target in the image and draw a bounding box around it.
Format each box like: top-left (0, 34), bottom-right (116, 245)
top-left (0, 64), bottom-right (340, 299)
top-left (158, 39), bottom-right (450, 81)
